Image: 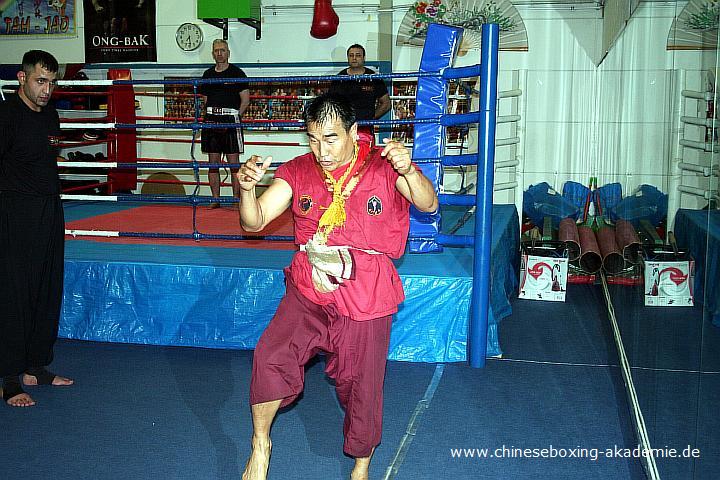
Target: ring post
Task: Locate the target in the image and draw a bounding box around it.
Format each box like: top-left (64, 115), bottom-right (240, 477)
top-left (469, 23), bottom-right (500, 368)
top-left (107, 69), bottom-right (137, 193)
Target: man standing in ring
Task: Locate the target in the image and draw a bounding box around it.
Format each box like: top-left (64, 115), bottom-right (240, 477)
top-left (200, 38), bottom-right (250, 208)
top-left (329, 44), bottom-right (391, 141)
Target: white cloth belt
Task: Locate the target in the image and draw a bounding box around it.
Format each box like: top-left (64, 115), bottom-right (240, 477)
top-left (206, 107), bottom-right (239, 115)
top-left (299, 244), bottom-right (383, 256)
top-left (300, 235), bottom-right (384, 293)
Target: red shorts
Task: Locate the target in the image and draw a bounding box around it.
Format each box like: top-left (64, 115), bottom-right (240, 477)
top-left (250, 281), bottom-right (392, 457)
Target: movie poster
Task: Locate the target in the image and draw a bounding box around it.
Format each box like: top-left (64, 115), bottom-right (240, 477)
top-left (83, 0), bottom-right (156, 63)
top-left (0, 0), bottom-right (76, 36)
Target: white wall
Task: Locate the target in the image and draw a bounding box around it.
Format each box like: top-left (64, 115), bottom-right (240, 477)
top-left (391, 2), bottom-right (716, 208)
top-left (499, 3), bottom-right (714, 211)
top-left (0, 0), bottom-right (383, 65)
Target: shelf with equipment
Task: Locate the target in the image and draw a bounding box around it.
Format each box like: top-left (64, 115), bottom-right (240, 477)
top-left (392, 80), bottom-right (471, 147)
top-left (162, 78), bottom-right (330, 128)
top-left (56, 108), bottom-right (112, 194)
top-left (163, 77), bottom-right (205, 123)
top-left (244, 81), bottom-right (330, 129)
top-left (54, 69), bottom-right (139, 195)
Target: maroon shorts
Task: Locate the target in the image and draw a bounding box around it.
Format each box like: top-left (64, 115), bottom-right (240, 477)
top-left (250, 281), bottom-right (392, 457)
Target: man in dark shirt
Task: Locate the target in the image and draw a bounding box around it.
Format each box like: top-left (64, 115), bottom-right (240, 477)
top-left (199, 39), bottom-right (250, 208)
top-left (0, 50), bottom-right (73, 408)
top-left (329, 44), bottom-right (391, 125)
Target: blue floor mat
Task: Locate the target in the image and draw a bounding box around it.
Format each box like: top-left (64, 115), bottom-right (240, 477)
top-left (0, 340), bottom-right (435, 480)
top-left (631, 369), bottom-right (720, 480)
top-left (499, 284), bottom-right (617, 366)
top-left (393, 361), bottom-right (645, 480)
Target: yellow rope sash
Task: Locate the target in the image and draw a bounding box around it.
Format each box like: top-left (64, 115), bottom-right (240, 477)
top-left (316, 142), bottom-right (360, 244)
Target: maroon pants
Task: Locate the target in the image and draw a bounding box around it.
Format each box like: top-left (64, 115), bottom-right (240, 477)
top-left (250, 282), bottom-right (392, 458)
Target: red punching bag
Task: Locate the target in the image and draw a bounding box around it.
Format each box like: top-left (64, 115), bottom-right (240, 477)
top-left (310, 0), bottom-right (339, 39)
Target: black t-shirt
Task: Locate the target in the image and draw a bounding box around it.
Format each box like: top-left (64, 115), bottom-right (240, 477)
top-left (0, 94), bottom-right (62, 195)
top-left (329, 67), bottom-right (389, 120)
top-left (200, 64), bottom-right (249, 108)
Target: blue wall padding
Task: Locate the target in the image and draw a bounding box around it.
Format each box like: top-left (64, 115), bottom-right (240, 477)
top-left (408, 23), bottom-right (463, 253)
top-left (674, 209), bottom-right (720, 328)
top-left (59, 205), bottom-right (519, 361)
top-left (562, 181), bottom-right (590, 210)
top-left (524, 182), bottom-right (580, 228)
top-left (611, 184), bottom-right (668, 227)
top-left (408, 162), bottom-right (443, 252)
top-left (413, 23), bottom-right (460, 160)
top-left (596, 182), bottom-right (622, 216)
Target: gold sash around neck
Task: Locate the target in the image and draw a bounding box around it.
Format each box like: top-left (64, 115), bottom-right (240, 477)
top-left (315, 142), bottom-right (361, 245)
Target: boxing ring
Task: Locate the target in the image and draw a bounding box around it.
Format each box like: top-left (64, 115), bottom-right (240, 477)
top-left (61, 201), bottom-right (518, 362)
top-left (6, 24), bottom-right (520, 365)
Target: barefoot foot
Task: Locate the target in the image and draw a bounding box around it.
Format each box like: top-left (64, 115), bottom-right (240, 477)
top-left (350, 448), bottom-right (374, 480)
top-left (5, 391), bottom-right (37, 407)
top-left (350, 465), bottom-right (370, 480)
top-left (2, 381), bottom-right (36, 407)
top-left (22, 372), bottom-right (74, 386)
top-left (242, 436), bottom-right (272, 480)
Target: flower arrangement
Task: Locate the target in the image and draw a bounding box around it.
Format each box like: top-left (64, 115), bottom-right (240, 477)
top-left (409, 0), bottom-right (517, 37)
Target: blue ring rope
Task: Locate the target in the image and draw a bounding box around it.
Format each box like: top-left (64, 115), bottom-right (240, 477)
top-left (115, 231), bottom-right (294, 242)
top-left (110, 69), bottom-right (470, 86)
top-left (114, 194), bottom-right (237, 204)
top-left (83, 72), bottom-right (486, 244)
top-left (117, 112), bottom-right (475, 130)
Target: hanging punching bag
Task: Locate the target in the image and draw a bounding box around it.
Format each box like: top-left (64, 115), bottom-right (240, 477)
top-left (310, 0), bottom-right (339, 39)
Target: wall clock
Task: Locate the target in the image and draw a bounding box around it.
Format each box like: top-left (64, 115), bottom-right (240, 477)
top-left (176, 23), bottom-right (203, 52)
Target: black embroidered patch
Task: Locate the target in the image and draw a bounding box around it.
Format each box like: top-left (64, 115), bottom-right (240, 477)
top-left (299, 195), bottom-right (313, 215)
top-left (367, 195), bottom-right (382, 216)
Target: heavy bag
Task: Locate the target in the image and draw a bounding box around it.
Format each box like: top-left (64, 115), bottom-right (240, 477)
top-left (310, 0), bottom-right (339, 39)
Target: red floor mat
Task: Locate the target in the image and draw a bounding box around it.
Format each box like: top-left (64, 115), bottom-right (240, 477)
top-left (65, 205), bottom-right (296, 250)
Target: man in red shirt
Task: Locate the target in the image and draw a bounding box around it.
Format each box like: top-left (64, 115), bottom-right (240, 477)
top-left (238, 93), bottom-right (438, 480)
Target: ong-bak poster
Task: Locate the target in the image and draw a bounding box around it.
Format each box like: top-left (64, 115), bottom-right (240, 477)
top-left (83, 0), bottom-right (156, 63)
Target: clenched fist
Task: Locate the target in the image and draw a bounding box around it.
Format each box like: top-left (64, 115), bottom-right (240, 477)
top-left (381, 138), bottom-right (415, 176)
top-left (236, 155), bottom-right (273, 191)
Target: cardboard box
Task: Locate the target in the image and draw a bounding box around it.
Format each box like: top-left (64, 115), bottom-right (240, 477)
top-left (519, 254), bottom-right (568, 302)
top-left (644, 260), bottom-right (694, 307)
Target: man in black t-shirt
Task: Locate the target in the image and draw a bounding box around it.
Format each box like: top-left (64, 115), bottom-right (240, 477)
top-left (0, 50), bottom-right (74, 408)
top-left (329, 44), bottom-right (390, 137)
top-left (199, 39), bottom-right (250, 207)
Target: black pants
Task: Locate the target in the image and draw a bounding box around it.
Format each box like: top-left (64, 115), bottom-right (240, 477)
top-left (200, 113), bottom-right (244, 155)
top-left (0, 192), bottom-right (64, 377)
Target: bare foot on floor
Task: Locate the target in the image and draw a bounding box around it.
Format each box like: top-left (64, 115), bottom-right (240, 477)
top-left (350, 465), bottom-right (370, 480)
top-left (22, 373), bottom-right (74, 386)
top-left (350, 449), bottom-right (374, 480)
top-left (241, 437), bottom-right (272, 480)
top-left (2, 389), bottom-right (36, 407)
